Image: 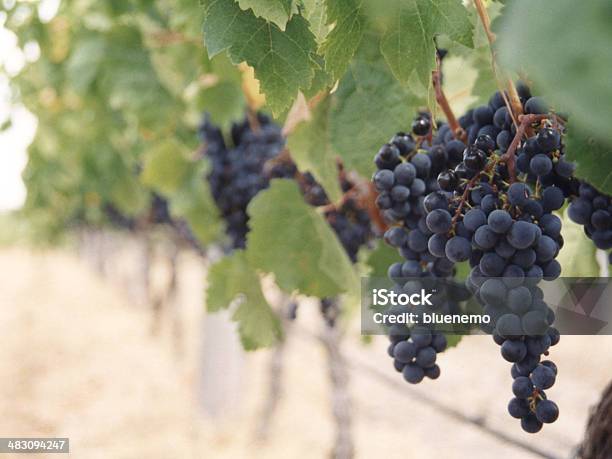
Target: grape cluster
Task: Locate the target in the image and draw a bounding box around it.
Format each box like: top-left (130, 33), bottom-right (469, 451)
top-left (386, 324), bottom-right (446, 383)
top-left (325, 200), bottom-right (372, 263)
top-left (383, 276), bottom-right (471, 383)
top-left (372, 113), bottom-right (471, 383)
top-left (508, 360), bottom-right (559, 432)
top-left (373, 113), bottom-right (464, 275)
top-left (371, 83), bottom-right (577, 431)
top-left (200, 113), bottom-right (285, 249)
top-left (423, 90), bottom-right (567, 432)
top-left (568, 182), bottom-right (612, 254)
top-left (267, 155), bottom-right (373, 263)
top-left (269, 156), bottom-right (374, 326)
top-left (149, 193), bottom-right (173, 225)
top-left (201, 113), bottom-right (375, 327)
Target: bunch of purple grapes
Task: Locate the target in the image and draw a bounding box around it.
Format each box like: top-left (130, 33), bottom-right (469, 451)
top-left (372, 112), bottom-right (473, 384)
top-left (568, 182), bottom-right (612, 258)
top-left (200, 113), bottom-right (375, 326)
top-left (200, 113), bottom-right (285, 249)
top-left (425, 91), bottom-right (567, 433)
top-left (370, 84), bottom-right (581, 432)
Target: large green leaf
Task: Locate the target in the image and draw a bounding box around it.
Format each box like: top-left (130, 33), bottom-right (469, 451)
top-left (150, 41), bottom-right (202, 97)
top-left (140, 140), bottom-right (192, 195)
top-left (170, 164), bottom-right (223, 245)
top-left (379, 0), bottom-right (473, 85)
top-left (286, 97), bottom-right (342, 202)
top-left (207, 251), bottom-right (282, 349)
top-left (302, 0), bottom-right (329, 43)
top-left (558, 210), bottom-right (599, 277)
top-left (565, 128), bottom-right (612, 195)
top-left (108, 173), bottom-right (148, 217)
top-left (320, 0), bottom-right (365, 80)
top-left (66, 36), bottom-right (107, 93)
top-left (364, 241), bottom-right (400, 278)
top-left (197, 81), bottom-right (246, 129)
top-left (329, 42), bottom-right (422, 177)
top-left (497, 0), bottom-right (612, 147)
top-left (246, 179), bottom-right (359, 297)
top-left (202, 0), bottom-right (317, 114)
top-left (100, 26), bottom-right (177, 125)
top-left (237, 0), bottom-right (293, 29)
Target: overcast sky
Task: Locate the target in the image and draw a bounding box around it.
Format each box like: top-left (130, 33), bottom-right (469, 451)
top-left (0, 0), bottom-right (58, 212)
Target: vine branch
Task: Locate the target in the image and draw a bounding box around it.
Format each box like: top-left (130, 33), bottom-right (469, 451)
top-left (472, 0), bottom-right (522, 126)
top-left (432, 56), bottom-right (465, 142)
top-left (500, 113), bottom-right (551, 182)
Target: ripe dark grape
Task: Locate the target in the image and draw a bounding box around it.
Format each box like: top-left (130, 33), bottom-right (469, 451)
top-left (531, 364), bottom-right (556, 390)
top-left (412, 116), bottom-right (431, 136)
top-left (426, 209), bottom-right (452, 233)
top-left (530, 154), bottom-right (553, 176)
top-left (463, 146), bottom-right (488, 171)
top-left (521, 414), bottom-right (543, 433)
top-left (445, 236), bottom-right (472, 262)
top-left (536, 400), bottom-right (559, 423)
top-left (512, 376), bottom-right (534, 398)
top-left (437, 169), bottom-right (458, 191)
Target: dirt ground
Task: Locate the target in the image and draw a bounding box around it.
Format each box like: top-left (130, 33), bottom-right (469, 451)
top-left (0, 244), bottom-right (610, 459)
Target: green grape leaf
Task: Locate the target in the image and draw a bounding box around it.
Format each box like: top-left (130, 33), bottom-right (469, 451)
top-left (66, 36), bottom-right (107, 93)
top-left (558, 210), bottom-right (599, 277)
top-left (197, 81), bottom-right (246, 129)
top-left (100, 26), bottom-right (176, 126)
top-left (170, 163), bottom-right (223, 245)
top-left (302, 0), bottom-right (329, 43)
top-left (287, 97), bottom-right (342, 202)
top-left (108, 173), bottom-right (148, 217)
top-left (150, 41), bottom-right (202, 97)
top-left (468, 47), bottom-right (497, 106)
top-left (207, 251), bottom-right (282, 349)
top-left (320, 0), bottom-right (365, 81)
top-left (379, 0), bottom-right (473, 85)
top-left (329, 42), bottom-right (422, 177)
top-left (303, 54), bottom-right (334, 98)
top-left (246, 179), bottom-right (359, 297)
top-left (445, 334), bottom-right (463, 349)
top-left (364, 241), bottom-right (400, 278)
top-left (237, 0), bottom-right (293, 29)
top-left (497, 0), bottom-right (612, 147)
top-left (141, 140), bottom-right (192, 196)
top-left (565, 129), bottom-right (612, 195)
top-left (203, 0), bottom-right (317, 114)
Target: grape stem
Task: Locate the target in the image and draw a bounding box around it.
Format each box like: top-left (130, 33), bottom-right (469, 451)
top-left (451, 157), bottom-right (500, 227)
top-left (451, 174), bottom-right (482, 228)
top-left (268, 151), bottom-right (388, 232)
top-left (246, 108), bottom-right (261, 132)
top-left (472, 0), bottom-right (522, 127)
top-left (432, 56), bottom-right (465, 142)
top-left (500, 113), bottom-right (550, 182)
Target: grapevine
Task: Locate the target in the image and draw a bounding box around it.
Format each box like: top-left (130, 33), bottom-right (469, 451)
top-left (3, 0), bottom-right (612, 451)
top-left (200, 112), bottom-right (376, 325)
